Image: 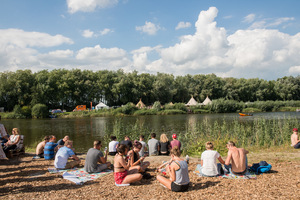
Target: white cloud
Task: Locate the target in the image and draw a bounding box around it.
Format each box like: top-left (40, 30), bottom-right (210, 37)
top-left (249, 17), bottom-right (294, 29)
top-left (82, 29), bottom-right (95, 38)
top-left (288, 66), bottom-right (300, 74)
top-left (243, 14), bottom-right (256, 23)
top-left (136, 21), bottom-right (161, 35)
top-left (67, 0), bottom-right (118, 14)
top-left (175, 22), bottom-right (191, 30)
top-left (100, 28), bottom-right (113, 35)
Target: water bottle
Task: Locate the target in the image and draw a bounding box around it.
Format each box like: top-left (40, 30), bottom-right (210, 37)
top-left (104, 147), bottom-right (107, 152)
top-left (185, 155), bottom-right (189, 164)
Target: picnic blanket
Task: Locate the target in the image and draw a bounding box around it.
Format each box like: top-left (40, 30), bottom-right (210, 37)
top-left (48, 167), bottom-right (113, 185)
top-left (194, 168), bottom-right (257, 179)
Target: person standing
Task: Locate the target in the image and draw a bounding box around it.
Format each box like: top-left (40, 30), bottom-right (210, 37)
top-left (54, 140), bottom-right (80, 169)
top-left (84, 140), bottom-right (111, 173)
top-left (291, 128), bottom-right (300, 149)
top-left (148, 133), bottom-right (160, 156)
top-left (170, 134), bottom-right (181, 150)
top-left (139, 135), bottom-right (148, 157)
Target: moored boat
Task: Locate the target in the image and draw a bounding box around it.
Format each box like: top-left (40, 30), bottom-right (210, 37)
top-left (239, 113), bottom-right (253, 116)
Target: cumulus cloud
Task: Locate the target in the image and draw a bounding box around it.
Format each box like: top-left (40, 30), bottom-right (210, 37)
top-left (248, 17), bottom-right (294, 29)
top-left (288, 66), bottom-right (300, 74)
top-left (82, 29), bottom-right (95, 38)
top-left (100, 28), bottom-right (113, 35)
top-left (138, 7), bottom-right (300, 79)
top-left (67, 0), bottom-right (118, 14)
top-left (175, 22), bottom-right (191, 30)
top-left (136, 21), bottom-right (161, 35)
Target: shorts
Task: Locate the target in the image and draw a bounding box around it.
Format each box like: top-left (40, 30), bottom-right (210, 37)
top-left (171, 182), bottom-right (189, 192)
top-left (114, 171), bottom-right (128, 184)
top-left (294, 142), bottom-right (300, 149)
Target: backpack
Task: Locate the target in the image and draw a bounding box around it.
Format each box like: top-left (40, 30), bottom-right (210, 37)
top-left (250, 161), bottom-right (272, 174)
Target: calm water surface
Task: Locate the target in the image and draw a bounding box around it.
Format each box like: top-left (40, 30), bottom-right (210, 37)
top-left (1, 112), bottom-right (299, 152)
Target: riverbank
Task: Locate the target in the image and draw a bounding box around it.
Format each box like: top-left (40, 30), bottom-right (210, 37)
top-left (1, 149), bottom-right (299, 199)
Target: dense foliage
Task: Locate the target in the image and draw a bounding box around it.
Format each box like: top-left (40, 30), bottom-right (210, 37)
top-left (0, 69), bottom-right (299, 111)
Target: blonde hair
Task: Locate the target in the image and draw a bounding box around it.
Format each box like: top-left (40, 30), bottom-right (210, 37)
top-left (65, 140), bottom-right (73, 146)
top-left (12, 128), bottom-right (20, 135)
top-left (227, 141), bottom-right (235, 146)
top-left (160, 133), bottom-right (169, 143)
top-left (205, 141), bottom-right (214, 149)
top-left (170, 146), bottom-right (181, 157)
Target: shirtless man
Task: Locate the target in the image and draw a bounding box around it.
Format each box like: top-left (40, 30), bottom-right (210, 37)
top-left (291, 128), bottom-right (300, 149)
top-left (34, 136), bottom-right (50, 158)
top-left (225, 141), bottom-right (249, 175)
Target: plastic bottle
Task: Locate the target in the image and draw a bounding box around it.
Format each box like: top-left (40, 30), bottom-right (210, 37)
top-left (186, 155), bottom-right (189, 164)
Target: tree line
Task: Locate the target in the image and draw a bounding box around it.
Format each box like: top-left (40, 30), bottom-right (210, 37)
top-left (0, 69), bottom-right (299, 111)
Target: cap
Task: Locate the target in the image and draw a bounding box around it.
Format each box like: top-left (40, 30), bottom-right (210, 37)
top-left (293, 128), bottom-right (298, 132)
top-left (172, 134), bottom-right (177, 139)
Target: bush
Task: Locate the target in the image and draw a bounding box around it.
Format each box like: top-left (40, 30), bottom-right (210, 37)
top-left (152, 101), bottom-right (162, 111)
top-left (192, 109), bottom-right (210, 114)
top-left (21, 106), bottom-right (32, 118)
top-left (242, 107), bottom-right (261, 112)
top-left (121, 103), bottom-right (137, 115)
top-left (134, 109), bottom-right (157, 115)
top-left (158, 109), bottom-right (186, 115)
top-left (32, 104), bottom-right (48, 118)
top-left (207, 99), bottom-right (244, 113)
top-left (173, 103), bottom-right (188, 112)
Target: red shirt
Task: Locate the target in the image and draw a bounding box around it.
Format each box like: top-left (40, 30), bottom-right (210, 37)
top-left (170, 140), bottom-right (181, 149)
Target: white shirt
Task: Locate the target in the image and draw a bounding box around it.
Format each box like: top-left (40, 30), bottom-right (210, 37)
top-left (201, 150), bottom-right (220, 176)
top-left (109, 141), bottom-right (119, 152)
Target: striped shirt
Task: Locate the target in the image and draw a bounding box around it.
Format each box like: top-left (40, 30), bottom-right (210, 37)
top-left (44, 142), bottom-right (58, 160)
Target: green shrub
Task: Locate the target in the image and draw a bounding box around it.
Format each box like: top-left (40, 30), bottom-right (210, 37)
top-left (173, 103), bottom-right (188, 112)
top-left (242, 107), bottom-right (261, 112)
top-left (121, 103), bottom-right (137, 115)
top-left (31, 104), bottom-right (48, 118)
top-left (134, 109), bottom-right (157, 115)
top-left (152, 101), bottom-right (162, 111)
top-left (192, 109), bottom-right (210, 114)
top-left (21, 106), bottom-right (32, 118)
top-left (158, 109), bottom-right (186, 115)
top-left (207, 99), bottom-right (244, 113)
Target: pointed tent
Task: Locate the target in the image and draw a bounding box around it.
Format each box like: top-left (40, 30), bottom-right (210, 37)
top-left (95, 102), bottom-right (109, 110)
top-left (185, 96), bottom-right (199, 106)
top-left (202, 96), bottom-right (212, 105)
top-left (136, 99), bottom-right (146, 109)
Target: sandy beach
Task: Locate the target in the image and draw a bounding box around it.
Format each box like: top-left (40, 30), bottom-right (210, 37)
top-left (0, 150), bottom-right (300, 199)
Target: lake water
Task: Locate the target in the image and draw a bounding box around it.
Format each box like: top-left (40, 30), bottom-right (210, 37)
top-left (1, 112), bottom-right (299, 152)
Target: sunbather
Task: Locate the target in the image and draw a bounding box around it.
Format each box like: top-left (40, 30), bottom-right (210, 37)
top-left (3, 128), bottom-right (21, 153)
top-left (34, 136), bottom-right (50, 159)
top-left (156, 146), bottom-right (190, 192)
top-left (291, 128), bottom-right (300, 149)
top-left (114, 144), bottom-right (142, 185)
top-left (224, 141), bottom-right (249, 175)
top-left (196, 141), bottom-right (225, 176)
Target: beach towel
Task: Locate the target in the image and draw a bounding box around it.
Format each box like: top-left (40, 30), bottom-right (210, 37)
top-left (48, 167), bottom-right (113, 184)
top-left (249, 161), bottom-right (272, 174)
top-left (221, 171), bottom-right (257, 179)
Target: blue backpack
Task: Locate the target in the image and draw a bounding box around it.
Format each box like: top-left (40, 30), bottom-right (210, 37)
top-left (250, 161), bottom-right (272, 174)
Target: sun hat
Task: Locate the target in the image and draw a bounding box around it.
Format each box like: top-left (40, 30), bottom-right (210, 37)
top-left (293, 128), bottom-right (298, 132)
top-left (172, 134), bottom-right (177, 139)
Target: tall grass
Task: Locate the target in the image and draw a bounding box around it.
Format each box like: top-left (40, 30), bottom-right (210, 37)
top-left (99, 116), bottom-right (299, 157)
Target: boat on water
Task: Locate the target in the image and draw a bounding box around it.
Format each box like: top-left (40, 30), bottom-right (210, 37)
top-left (239, 113), bottom-right (253, 116)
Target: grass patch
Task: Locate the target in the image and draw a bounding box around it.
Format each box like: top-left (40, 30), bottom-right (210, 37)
top-left (242, 107), bottom-right (262, 112)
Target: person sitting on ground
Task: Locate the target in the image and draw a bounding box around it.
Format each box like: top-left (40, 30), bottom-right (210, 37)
top-left (224, 141), bottom-right (249, 175)
top-left (170, 134), bottom-right (181, 150)
top-left (108, 136), bottom-right (119, 156)
top-left (57, 135), bottom-right (69, 146)
top-left (54, 140), bottom-right (80, 169)
top-left (120, 136), bottom-right (133, 149)
top-left (34, 136), bottom-right (50, 159)
top-left (114, 144), bottom-right (142, 185)
top-left (156, 146), bottom-right (190, 192)
top-left (138, 135), bottom-right (148, 157)
top-left (127, 140), bottom-right (150, 172)
top-left (84, 140), bottom-right (112, 173)
top-left (196, 141), bottom-right (225, 177)
top-left (148, 133), bottom-right (160, 156)
top-left (44, 135), bottom-right (59, 160)
top-left (3, 128), bottom-right (21, 153)
top-left (291, 128), bottom-right (300, 149)
top-left (159, 133), bottom-right (171, 156)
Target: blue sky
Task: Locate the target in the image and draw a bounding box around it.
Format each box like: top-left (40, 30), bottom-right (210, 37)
top-left (1, 0), bottom-right (300, 80)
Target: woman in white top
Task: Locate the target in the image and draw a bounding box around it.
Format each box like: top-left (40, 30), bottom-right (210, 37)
top-left (3, 128), bottom-right (20, 153)
top-left (197, 141), bottom-right (225, 177)
top-left (108, 136), bottom-right (119, 156)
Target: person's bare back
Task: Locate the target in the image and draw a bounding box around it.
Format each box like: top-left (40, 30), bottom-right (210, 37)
top-left (36, 141), bottom-right (46, 155)
top-left (225, 141), bottom-right (249, 174)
